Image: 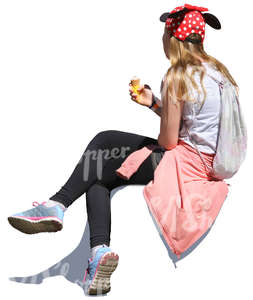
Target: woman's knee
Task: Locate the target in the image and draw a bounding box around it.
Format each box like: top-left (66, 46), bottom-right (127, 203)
top-left (87, 181), bottom-right (108, 194)
top-left (86, 182), bottom-right (110, 204)
top-left (90, 130), bottom-right (120, 145)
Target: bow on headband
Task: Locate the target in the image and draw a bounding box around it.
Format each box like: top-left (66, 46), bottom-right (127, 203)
top-left (160, 3), bottom-right (221, 43)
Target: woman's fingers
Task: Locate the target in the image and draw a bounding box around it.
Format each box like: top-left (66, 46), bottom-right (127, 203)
top-left (129, 88), bottom-right (137, 98)
top-left (129, 92), bottom-right (138, 101)
top-left (129, 85), bottom-right (143, 94)
top-left (137, 84), bottom-right (144, 93)
top-left (128, 81), bottom-right (142, 102)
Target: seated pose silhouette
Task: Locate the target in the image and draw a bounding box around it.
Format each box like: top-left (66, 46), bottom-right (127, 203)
top-left (8, 3), bottom-right (236, 296)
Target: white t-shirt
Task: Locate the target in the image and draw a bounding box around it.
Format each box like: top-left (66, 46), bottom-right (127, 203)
top-left (161, 62), bottom-right (223, 154)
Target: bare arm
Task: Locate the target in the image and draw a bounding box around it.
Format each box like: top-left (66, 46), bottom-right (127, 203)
top-left (148, 77), bottom-right (165, 117)
top-left (158, 97), bottom-right (184, 150)
top-left (149, 94), bottom-right (162, 117)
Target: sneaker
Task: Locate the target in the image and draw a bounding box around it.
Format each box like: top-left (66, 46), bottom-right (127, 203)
top-left (7, 201), bottom-right (64, 234)
top-left (83, 245), bottom-right (119, 295)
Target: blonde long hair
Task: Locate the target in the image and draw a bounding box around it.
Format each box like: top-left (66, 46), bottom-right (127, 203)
top-left (162, 26), bottom-right (238, 108)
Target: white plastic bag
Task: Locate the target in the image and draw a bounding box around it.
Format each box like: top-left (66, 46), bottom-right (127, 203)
top-left (187, 74), bottom-right (247, 180)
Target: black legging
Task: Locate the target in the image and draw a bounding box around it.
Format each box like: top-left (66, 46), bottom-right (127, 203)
top-left (49, 130), bottom-right (164, 248)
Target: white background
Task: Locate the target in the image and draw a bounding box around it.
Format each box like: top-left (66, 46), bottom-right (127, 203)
top-left (1, 0), bottom-right (252, 299)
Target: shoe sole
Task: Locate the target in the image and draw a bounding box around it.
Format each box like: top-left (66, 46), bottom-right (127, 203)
top-left (7, 216), bottom-right (63, 234)
top-left (87, 251), bottom-right (119, 295)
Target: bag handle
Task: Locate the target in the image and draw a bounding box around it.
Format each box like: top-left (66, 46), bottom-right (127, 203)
top-left (185, 73), bottom-right (224, 175)
top-left (185, 127), bottom-right (213, 174)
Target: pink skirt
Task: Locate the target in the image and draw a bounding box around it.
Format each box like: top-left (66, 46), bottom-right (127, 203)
top-left (116, 138), bottom-right (230, 258)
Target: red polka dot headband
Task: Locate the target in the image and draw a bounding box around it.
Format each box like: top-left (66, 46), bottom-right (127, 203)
top-left (160, 3), bottom-right (221, 43)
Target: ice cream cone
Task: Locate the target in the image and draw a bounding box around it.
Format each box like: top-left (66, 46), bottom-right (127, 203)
top-left (131, 77), bottom-right (140, 88)
top-left (130, 77), bottom-right (141, 102)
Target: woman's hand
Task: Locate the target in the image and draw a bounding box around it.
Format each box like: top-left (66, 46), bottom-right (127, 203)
top-left (129, 80), bottom-right (153, 107)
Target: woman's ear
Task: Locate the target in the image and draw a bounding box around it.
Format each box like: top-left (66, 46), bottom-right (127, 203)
top-left (167, 8), bottom-right (188, 19)
top-left (202, 13), bottom-right (221, 29)
top-left (160, 8), bottom-right (188, 22)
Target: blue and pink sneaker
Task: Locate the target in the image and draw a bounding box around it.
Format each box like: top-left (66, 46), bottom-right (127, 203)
top-left (7, 201), bottom-right (64, 234)
top-left (83, 245), bottom-right (119, 295)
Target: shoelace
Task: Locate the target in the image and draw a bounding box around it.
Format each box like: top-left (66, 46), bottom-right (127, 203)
top-left (32, 201), bottom-right (47, 207)
top-left (86, 246), bottom-right (111, 281)
top-left (87, 246), bottom-right (108, 280)
top-left (88, 256), bottom-right (100, 280)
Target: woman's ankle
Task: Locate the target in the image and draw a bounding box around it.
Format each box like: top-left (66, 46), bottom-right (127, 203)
top-left (91, 243), bottom-right (109, 258)
top-left (44, 200), bottom-right (67, 212)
